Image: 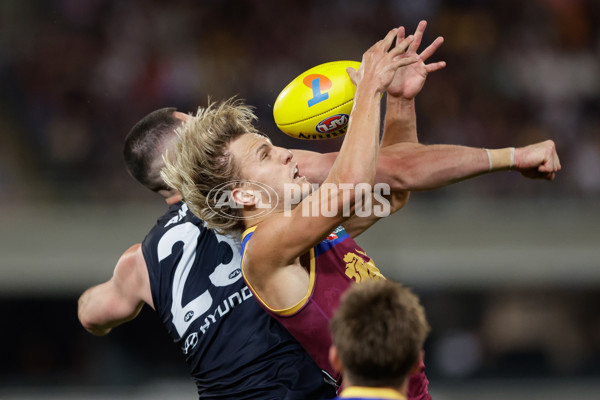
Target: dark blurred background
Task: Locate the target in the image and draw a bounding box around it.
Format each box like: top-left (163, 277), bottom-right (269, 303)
top-left (0, 0), bottom-right (599, 399)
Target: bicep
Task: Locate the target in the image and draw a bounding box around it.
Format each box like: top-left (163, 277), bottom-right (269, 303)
top-left (245, 188), bottom-right (352, 276)
top-left (81, 280), bottom-right (142, 324)
top-left (78, 245), bottom-right (150, 333)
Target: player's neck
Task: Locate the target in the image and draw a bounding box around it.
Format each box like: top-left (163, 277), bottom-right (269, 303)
top-left (241, 206), bottom-right (284, 231)
top-left (343, 375), bottom-right (409, 397)
top-left (165, 193), bottom-right (183, 205)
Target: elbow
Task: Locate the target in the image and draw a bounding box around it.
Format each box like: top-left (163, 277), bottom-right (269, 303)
top-left (81, 321), bottom-right (111, 336)
top-left (337, 170), bottom-right (377, 189)
top-left (78, 311), bottom-right (97, 335)
top-left (78, 316), bottom-right (96, 335)
top-left (389, 191), bottom-right (411, 214)
top-left (390, 176), bottom-right (412, 192)
top-left (376, 156), bottom-right (411, 191)
top-left (78, 304), bottom-right (110, 336)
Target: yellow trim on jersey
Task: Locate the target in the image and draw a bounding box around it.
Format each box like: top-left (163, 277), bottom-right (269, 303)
top-left (241, 226), bottom-right (316, 316)
top-left (241, 225), bottom-right (258, 242)
top-left (339, 386), bottom-right (406, 399)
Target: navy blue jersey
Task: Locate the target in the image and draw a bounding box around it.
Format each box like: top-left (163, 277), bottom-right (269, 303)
top-left (142, 201), bottom-right (336, 399)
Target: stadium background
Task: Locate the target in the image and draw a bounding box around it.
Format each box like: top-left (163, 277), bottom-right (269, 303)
top-left (0, 0), bottom-right (599, 399)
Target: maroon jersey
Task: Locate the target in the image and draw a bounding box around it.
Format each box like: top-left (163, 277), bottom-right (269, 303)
top-left (242, 225), bottom-right (382, 384)
top-left (241, 225), bottom-right (431, 399)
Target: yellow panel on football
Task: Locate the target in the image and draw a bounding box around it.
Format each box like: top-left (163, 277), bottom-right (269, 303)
top-left (274, 60), bottom-right (361, 139)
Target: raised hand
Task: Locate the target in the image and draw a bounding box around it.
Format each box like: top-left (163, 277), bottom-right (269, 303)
top-left (514, 140), bottom-right (562, 180)
top-left (347, 28), bottom-right (419, 94)
top-left (387, 20), bottom-right (446, 100)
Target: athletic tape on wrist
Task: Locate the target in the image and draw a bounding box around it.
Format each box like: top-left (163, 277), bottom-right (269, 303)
top-left (486, 148), bottom-right (514, 170)
top-left (510, 147), bottom-right (515, 169)
top-left (485, 149), bottom-right (493, 171)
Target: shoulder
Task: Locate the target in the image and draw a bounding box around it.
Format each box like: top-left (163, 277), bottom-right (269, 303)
top-left (117, 244), bottom-right (144, 268)
top-left (142, 202), bottom-right (210, 255)
top-left (114, 244), bottom-right (153, 307)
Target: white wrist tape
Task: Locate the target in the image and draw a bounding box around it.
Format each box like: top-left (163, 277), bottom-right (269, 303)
top-left (485, 147), bottom-right (515, 170)
top-left (485, 149), bottom-right (493, 171)
top-left (509, 147), bottom-right (515, 169)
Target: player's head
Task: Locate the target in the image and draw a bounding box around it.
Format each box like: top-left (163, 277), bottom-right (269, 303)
top-left (123, 107), bottom-right (188, 197)
top-left (161, 97), bottom-right (260, 233)
top-left (329, 280), bottom-right (430, 389)
top-left (162, 97), bottom-right (311, 233)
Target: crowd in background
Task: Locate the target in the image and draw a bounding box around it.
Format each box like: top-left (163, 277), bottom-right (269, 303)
top-left (0, 0), bottom-right (599, 394)
top-left (1, 0), bottom-right (599, 204)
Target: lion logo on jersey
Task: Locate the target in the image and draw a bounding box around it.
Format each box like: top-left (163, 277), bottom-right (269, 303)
top-left (343, 250), bottom-right (384, 282)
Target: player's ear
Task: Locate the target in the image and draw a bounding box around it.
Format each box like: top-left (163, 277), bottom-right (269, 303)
top-left (231, 187), bottom-right (256, 207)
top-left (329, 345), bottom-right (344, 375)
top-left (409, 350), bottom-right (425, 375)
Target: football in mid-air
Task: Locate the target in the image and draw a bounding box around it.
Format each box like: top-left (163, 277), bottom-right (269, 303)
top-left (273, 60), bottom-right (361, 140)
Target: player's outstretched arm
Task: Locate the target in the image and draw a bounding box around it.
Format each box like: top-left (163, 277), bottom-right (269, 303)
top-left (245, 29), bottom-right (418, 269)
top-left (381, 20), bottom-right (445, 147)
top-left (291, 140), bottom-right (560, 239)
top-left (293, 140), bottom-right (561, 192)
top-left (378, 139), bottom-right (561, 190)
top-left (78, 244), bottom-right (152, 336)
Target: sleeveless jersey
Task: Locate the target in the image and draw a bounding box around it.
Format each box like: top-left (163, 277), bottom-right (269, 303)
top-left (142, 202), bottom-right (336, 399)
top-left (241, 225), bottom-right (431, 400)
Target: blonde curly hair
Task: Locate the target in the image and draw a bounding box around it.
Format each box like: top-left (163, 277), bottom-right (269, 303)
top-left (161, 97), bottom-right (260, 234)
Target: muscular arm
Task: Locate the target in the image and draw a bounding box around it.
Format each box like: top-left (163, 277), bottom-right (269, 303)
top-left (380, 21), bottom-right (445, 146)
top-left (78, 244), bottom-right (153, 336)
top-left (293, 144), bottom-right (488, 190)
top-left (244, 30), bottom-right (417, 296)
top-left (293, 140), bottom-right (560, 238)
top-left (294, 140), bottom-right (560, 191)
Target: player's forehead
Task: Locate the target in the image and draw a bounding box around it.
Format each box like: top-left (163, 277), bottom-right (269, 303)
top-left (228, 133), bottom-right (270, 162)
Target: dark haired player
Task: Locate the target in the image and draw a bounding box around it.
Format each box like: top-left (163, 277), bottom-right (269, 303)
top-left (78, 21), bottom-right (559, 399)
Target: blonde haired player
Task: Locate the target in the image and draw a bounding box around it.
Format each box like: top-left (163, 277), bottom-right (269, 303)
top-left (162, 27), bottom-right (428, 393)
top-left (80, 21), bottom-right (559, 400)
top-left (162, 21), bottom-right (560, 397)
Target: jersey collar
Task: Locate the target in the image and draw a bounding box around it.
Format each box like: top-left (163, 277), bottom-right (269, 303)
top-left (339, 386), bottom-right (406, 399)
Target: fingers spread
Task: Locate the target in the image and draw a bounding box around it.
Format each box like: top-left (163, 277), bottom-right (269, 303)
top-left (396, 26), bottom-right (406, 44)
top-left (409, 20), bottom-right (427, 54)
top-left (389, 34), bottom-right (414, 56)
top-left (392, 53), bottom-right (420, 68)
top-left (425, 60), bottom-right (447, 73)
top-left (380, 28), bottom-right (400, 52)
top-left (420, 36), bottom-right (445, 61)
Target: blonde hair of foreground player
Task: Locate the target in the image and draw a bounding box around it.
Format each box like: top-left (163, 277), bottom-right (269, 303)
top-left (161, 25), bottom-right (561, 386)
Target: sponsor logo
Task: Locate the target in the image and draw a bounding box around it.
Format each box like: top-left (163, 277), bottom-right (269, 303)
top-left (297, 126), bottom-right (347, 140)
top-left (316, 114), bottom-right (349, 133)
top-left (179, 286), bottom-right (254, 352)
top-left (198, 286), bottom-right (254, 334)
top-left (182, 332), bottom-right (199, 355)
top-left (165, 203), bottom-right (189, 227)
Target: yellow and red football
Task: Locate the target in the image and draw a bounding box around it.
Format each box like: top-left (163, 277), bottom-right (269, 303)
top-left (273, 60), bottom-right (361, 140)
